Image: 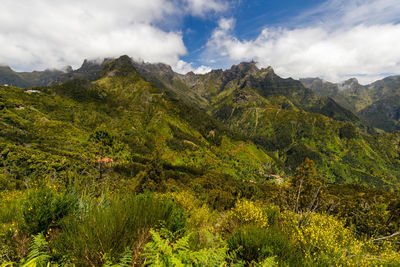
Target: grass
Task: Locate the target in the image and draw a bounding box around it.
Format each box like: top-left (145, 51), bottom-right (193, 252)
top-left (55, 193), bottom-right (187, 266)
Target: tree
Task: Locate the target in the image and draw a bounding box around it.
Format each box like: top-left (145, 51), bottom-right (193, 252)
top-left (289, 158), bottom-right (324, 214)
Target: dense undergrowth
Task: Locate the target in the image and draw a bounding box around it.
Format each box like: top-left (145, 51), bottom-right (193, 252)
top-left (1, 159), bottom-right (400, 266)
top-left (1, 57), bottom-right (400, 265)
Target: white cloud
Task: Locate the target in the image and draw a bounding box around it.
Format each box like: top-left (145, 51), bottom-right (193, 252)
top-left (0, 0), bottom-right (225, 71)
top-left (205, 0), bottom-right (400, 84)
top-left (296, 0), bottom-right (400, 28)
top-left (173, 60), bottom-right (212, 74)
top-left (183, 0), bottom-right (228, 16)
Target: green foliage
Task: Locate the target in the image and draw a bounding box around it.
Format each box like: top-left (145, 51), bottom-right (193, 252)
top-left (90, 130), bottom-right (115, 148)
top-left (22, 233), bottom-right (51, 267)
top-left (2, 59), bottom-right (400, 266)
top-left (227, 225), bottom-right (298, 266)
top-left (137, 150), bottom-right (166, 192)
top-left (288, 158), bottom-right (324, 213)
top-left (286, 144), bottom-right (321, 169)
top-left (228, 226), bottom-right (272, 264)
top-left (57, 194), bottom-right (187, 266)
top-left (273, 126), bottom-right (293, 150)
top-left (0, 144), bottom-right (72, 186)
top-left (55, 78), bottom-right (103, 103)
top-left (326, 184), bottom-right (400, 237)
top-left (22, 188), bottom-right (77, 234)
top-left (339, 123), bottom-right (358, 139)
top-left (103, 247), bottom-right (133, 267)
top-left (143, 228), bottom-right (228, 266)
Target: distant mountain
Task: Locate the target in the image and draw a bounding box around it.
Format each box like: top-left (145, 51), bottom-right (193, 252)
top-left (3, 58), bottom-right (399, 133)
top-left (301, 76), bottom-right (400, 132)
top-left (133, 61), bottom-right (360, 125)
top-left (1, 55), bottom-right (399, 187)
top-left (0, 65), bottom-right (64, 88)
top-left (0, 59), bottom-right (113, 88)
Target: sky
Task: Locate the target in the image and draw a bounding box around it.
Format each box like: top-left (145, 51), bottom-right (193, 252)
top-left (1, 0), bottom-right (400, 84)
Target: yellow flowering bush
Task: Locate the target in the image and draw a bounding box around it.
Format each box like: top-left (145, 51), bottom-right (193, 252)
top-left (280, 210), bottom-right (400, 266)
top-left (361, 239), bottom-right (400, 266)
top-left (0, 190), bottom-right (25, 235)
top-left (280, 210), bottom-right (359, 264)
top-left (164, 191), bottom-right (217, 229)
top-left (165, 190), bottom-right (198, 213)
top-left (0, 190), bottom-right (24, 202)
top-left (226, 199), bottom-right (269, 228)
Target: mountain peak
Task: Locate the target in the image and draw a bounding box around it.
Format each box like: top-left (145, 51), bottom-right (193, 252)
top-left (230, 61), bottom-right (259, 75)
top-left (343, 78), bottom-right (359, 84)
top-left (338, 78), bottom-right (359, 91)
top-left (101, 55), bottom-right (137, 77)
top-left (80, 59), bottom-right (103, 69)
top-left (134, 61), bottom-right (173, 74)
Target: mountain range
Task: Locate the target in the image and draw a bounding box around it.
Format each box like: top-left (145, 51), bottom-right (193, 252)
top-left (1, 55), bottom-right (399, 189)
top-left (3, 58), bottom-right (400, 133)
top-left (301, 76), bottom-right (400, 132)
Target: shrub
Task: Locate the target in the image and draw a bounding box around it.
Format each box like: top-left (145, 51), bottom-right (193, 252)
top-left (57, 194), bottom-right (187, 266)
top-left (165, 190), bottom-right (217, 229)
top-left (264, 225), bottom-right (300, 266)
top-left (227, 226), bottom-right (271, 264)
top-left (225, 199), bottom-right (269, 229)
top-left (280, 210), bottom-right (362, 265)
top-left (227, 224), bottom-right (298, 266)
top-left (22, 188), bottom-right (77, 234)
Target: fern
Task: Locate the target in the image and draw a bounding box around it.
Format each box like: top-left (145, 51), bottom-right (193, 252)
top-left (23, 233), bottom-right (51, 267)
top-left (143, 229), bottom-right (177, 266)
top-left (117, 248), bottom-right (133, 267)
top-left (15, 233), bottom-right (75, 267)
top-left (143, 228), bottom-right (229, 267)
top-left (103, 247), bottom-right (133, 267)
top-left (258, 256), bottom-right (278, 267)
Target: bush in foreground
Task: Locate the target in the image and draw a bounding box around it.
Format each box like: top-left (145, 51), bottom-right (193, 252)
top-left (56, 193), bottom-right (187, 266)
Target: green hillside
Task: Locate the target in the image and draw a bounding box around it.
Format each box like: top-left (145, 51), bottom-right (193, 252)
top-left (1, 57), bottom-right (280, 188)
top-left (1, 56), bottom-right (400, 266)
top-left (0, 66), bottom-right (64, 88)
top-left (302, 76), bottom-right (400, 132)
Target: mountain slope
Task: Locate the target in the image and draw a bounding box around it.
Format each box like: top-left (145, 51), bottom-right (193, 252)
top-left (1, 56), bottom-right (399, 188)
top-left (0, 56), bottom-right (280, 191)
top-left (301, 76), bottom-right (400, 132)
top-left (134, 61), bottom-right (360, 125)
top-left (0, 66), bottom-right (64, 88)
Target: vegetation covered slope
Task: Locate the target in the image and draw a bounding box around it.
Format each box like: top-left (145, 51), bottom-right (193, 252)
top-left (134, 60), bottom-right (400, 187)
top-left (0, 66), bottom-right (64, 88)
top-left (1, 56), bottom-right (400, 266)
top-left (2, 56), bottom-right (399, 188)
top-left (0, 56), bottom-right (280, 190)
top-left (302, 76), bottom-right (400, 132)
